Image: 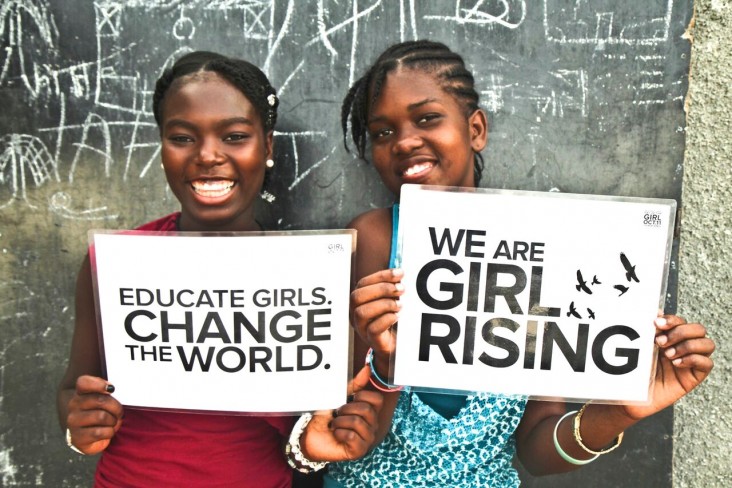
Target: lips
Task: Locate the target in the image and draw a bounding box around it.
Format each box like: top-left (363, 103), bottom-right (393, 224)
top-left (399, 157), bottom-right (436, 180)
top-left (190, 178), bottom-right (235, 198)
top-left (402, 161), bottom-right (434, 177)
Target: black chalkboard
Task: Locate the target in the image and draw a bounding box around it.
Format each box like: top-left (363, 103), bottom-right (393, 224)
top-left (0, 1), bottom-right (691, 486)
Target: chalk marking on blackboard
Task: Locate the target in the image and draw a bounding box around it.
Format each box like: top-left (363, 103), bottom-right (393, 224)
top-left (263, 0), bottom-right (293, 75)
top-left (173, 7), bottom-right (196, 40)
top-left (49, 191), bottom-right (118, 221)
top-left (424, 0), bottom-right (526, 29)
top-left (0, 0), bottom-right (59, 93)
top-left (304, 0), bottom-right (381, 49)
top-left (480, 73), bottom-right (518, 113)
top-left (544, 0), bottom-right (673, 46)
top-left (0, 134), bottom-right (58, 209)
top-left (288, 145), bottom-right (337, 191)
top-left (278, 60), bottom-right (305, 97)
top-left (317, 0), bottom-right (339, 57)
top-left (638, 55), bottom-right (664, 62)
top-left (125, 109), bottom-right (162, 180)
top-left (96, 2), bottom-right (122, 36)
top-left (349, 0), bottom-right (359, 85)
top-left (275, 131), bottom-right (327, 190)
top-left (68, 114), bottom-right (113, 183)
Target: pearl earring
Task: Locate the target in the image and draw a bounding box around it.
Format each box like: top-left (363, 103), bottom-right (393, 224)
top-left (265, 159), bottom-right (274, 169)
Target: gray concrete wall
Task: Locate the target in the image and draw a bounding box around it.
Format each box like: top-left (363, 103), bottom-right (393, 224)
top-left (676, 1), bottom-right (732, 486)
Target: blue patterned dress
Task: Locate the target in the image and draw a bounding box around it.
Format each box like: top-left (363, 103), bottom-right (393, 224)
top-left (326, 204), bottom-right (527, 487)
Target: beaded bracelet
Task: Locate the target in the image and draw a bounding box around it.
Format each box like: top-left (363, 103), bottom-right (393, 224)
top-left (284, 413), bottom-right (328, 473)
top-left (573, 402), bottom-right (624, 455)
top-left (553, 411), bottom-right (598, 465)
top-left (365, 348), bottom-right (403, 392)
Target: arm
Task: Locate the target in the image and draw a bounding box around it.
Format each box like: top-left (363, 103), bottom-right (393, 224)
top-left (516, 314), bottom-right (714, 475)
top-left (56, 255), bottom-right (124, 455)
top-left (347, 209), bottom-right (406, 444)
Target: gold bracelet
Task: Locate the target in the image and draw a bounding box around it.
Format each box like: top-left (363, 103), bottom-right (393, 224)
top-left (573, 402), bottom-right (624, 456)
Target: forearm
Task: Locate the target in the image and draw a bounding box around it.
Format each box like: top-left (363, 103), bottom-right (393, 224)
top-left (518, 402), bottom-right (636, 475)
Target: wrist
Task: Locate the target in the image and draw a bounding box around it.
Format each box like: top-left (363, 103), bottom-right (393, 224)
top-left (284, 413), bottom-right (328, 473)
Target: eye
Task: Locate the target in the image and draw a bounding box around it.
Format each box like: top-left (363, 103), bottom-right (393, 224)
top-left (224, 133), bottom-right (250, 142)
top-left (370, 128), bottom-right (393, 140)
top-left (417, 113), bottom-right (442, 125)
top-left (168, 134), bottom-right (194, 144)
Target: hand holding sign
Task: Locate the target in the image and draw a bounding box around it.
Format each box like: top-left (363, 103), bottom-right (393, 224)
top-left (300, 364), bottom-right (384, 461)
top-left (621, 314), bottom-right (714, 421)
top-left (350, 268), bottom-right (405, 366)
top-left (65, 375), bottom-right (124, 455)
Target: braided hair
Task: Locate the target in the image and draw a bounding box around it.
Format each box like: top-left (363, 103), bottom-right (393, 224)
top-left (341, 40), bottom-right (485, 185)
top-left (153, 51), bottom-right (279, 133)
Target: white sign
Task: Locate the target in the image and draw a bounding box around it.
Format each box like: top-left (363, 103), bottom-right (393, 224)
top-left (91, 230), bottom-right (354, 413)
top-left (394, 185), bottom-right (675, 402)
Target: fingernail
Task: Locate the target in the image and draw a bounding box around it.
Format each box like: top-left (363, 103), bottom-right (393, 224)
top-left (395, 283), bottom-right (405, 292)
top-left (664, 347), bottom-right (676, 358)
top-left (655, 317), bottom-right (667, 327)
top-left (347, 394), bottom-right (355, 403)
top-left (672, 358), bottom-right (682, 366)
top-left (332, 408), bottom-right (339, 418)
top-left (106, 384), bottom-right (115, 393)
top-left (392, 268), bottom-right (404, 277)
top-left (655, 335), bottom-right (668, 346)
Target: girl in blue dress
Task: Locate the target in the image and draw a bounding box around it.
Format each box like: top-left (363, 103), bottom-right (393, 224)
top-left (325, 40), bottom-right (715, 487)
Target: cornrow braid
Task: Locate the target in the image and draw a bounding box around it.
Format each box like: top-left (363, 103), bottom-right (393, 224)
top-left (152, 51), bottom-right (279, 133)
top-left (341, 40), bottom-right (485, 185)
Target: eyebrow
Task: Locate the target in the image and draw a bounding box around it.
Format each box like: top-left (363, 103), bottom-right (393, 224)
top-left (367, 98), bottom-right (440, 124)
top-left (164, 116), bottom-right (255, 131)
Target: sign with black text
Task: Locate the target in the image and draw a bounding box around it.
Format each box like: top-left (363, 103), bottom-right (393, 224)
top-left (394, 185), bottom-right (675, 402)
top-left (91, 230), bottom-right (354, 413)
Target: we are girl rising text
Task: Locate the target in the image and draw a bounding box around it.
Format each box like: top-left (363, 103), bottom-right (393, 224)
top-left (416, 227), bottom-right (640, 376)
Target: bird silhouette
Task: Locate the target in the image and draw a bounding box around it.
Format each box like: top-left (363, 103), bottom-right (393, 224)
top-left (587, 308), bottom-right (596, 320)
top-left (620, 253), bottom-right (639, 283)
top-left (575, 270), bottom-right (593, 294)
top-left (567, 301), bottom-right (582, 319)
top-left (591, 275), bottom-right (601, 285)
top-left (614, 284), bottom-right (629, 296)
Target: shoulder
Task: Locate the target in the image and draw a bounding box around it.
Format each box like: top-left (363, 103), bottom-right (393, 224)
top-left (348, 207), bottom-right (394, 278)
top-left (348, 207), bottom-right (392, 234)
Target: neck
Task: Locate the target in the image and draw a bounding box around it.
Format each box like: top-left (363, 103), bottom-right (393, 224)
top-left (178, 212), bottom-right (261, 232)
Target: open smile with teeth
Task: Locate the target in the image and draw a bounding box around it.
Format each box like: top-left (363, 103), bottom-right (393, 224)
top-left (402, 162), bottom-right (434, 177)
top-left (191, 179), bottom-right (235, 198)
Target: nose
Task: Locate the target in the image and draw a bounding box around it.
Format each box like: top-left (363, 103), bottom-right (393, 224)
top-left (392, 127), bottom-right (423, 155)
top-left (198, 138), bottom-right (225, 166)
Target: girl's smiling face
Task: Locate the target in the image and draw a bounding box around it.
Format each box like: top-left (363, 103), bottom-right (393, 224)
top-left (160, 73), bottom-right (272, 232)
top-left (366, 68), bottom-right (487, 197)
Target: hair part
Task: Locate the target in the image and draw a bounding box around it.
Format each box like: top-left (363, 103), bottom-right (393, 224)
top-left (153, 50), bottom-right (279, 133)
top-left (341, 40), bottom-right (485, 185)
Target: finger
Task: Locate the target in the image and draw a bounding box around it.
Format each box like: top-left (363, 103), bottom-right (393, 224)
top-left (660, 336), bottom-right (716, 361)
top-left (654, 315), bottom-right (686, 331)
top-left (669, 353), bottom-right (714, 373)
top-left (75, 375), bottom-right (116, 395)
top-left (347, 364), bottom-right (372, 396)
top-left (655, 322), bottom-right (708, 348)
top-left (350, 390), bottom-right (384, 414)
top-left (70, 393), bottom-right (125, 420)
top-left (330, 415), bottom-right (375, 444)
top-left (355, 268), bottom-right (404, 289)
top-left (353, 298), bottom-right (401, 328)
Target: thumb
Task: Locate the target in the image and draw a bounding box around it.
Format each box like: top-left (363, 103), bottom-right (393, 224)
top-left (347, 364), bottom-right (372, 396)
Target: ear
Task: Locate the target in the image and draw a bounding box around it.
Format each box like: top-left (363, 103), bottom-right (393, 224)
top-left (264, 130), bottom-right (274, 162)
top-left (468, 109), bottom-right (488, 153)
